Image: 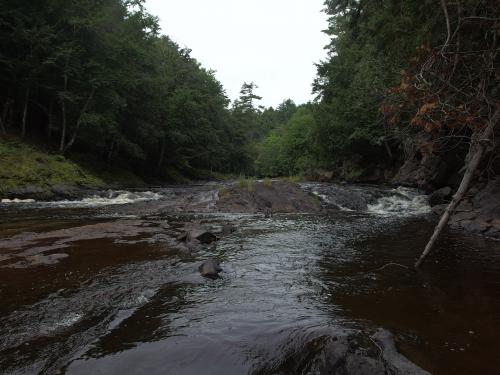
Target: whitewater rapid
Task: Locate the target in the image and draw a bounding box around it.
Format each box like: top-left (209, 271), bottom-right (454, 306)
top-left (367, 187), bottom-right (431, 216)
top-left (1, 190), bottom-right (162, 208)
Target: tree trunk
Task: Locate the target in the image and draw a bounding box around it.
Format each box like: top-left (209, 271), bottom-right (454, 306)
top-left (415, 108), bottom-right (500, 268)
top-left (157, 137), bottom-right (166, 170)
top-left (21, 87), bottom-right (30, 139)
top-left (59, 96), bottom-right (67, 152)
top-left (63, 88), bottom-right (95, 153)
top-left (0, 106), bottom-right (6, 134)
top-left (383, 123), bottom-right (393, 160)
top-left (60, 53), bottom-right (71, 153)
top-left (47, 99), bottom-right (54, 142)
top-left (107, 135), bottom-right (116, 161)
top-left (0, 100), bottom-right (9, 134)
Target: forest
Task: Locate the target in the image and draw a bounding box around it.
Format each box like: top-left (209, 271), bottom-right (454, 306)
top-left (1, 1), bottom-right (500, 374)
top-left (0, 0), bottom-right (498, 184)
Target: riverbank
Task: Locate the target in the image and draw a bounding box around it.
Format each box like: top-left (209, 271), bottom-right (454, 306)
top-left (2, 135), bottom-right (499, 241)
top-left (0, 138), bottom-right (148, 201)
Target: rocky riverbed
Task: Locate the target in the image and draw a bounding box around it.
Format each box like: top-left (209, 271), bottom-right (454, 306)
top-left (1, 181), bottom-right (499, 374)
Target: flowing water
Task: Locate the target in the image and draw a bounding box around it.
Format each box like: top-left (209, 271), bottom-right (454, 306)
top-left (0, 183), bottom-right (499, 374)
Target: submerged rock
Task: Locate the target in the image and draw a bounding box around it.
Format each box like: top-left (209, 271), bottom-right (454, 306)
top-left (256, 327), bottom-right (431, 375)
top-left (198, 259), bottom-right (222, 279)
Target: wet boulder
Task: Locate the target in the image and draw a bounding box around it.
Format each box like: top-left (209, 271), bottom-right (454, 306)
top-left (177, 226), bottom-right (217, 244)
top-left (256, 327), bottom-right (431, 375)
top-left (5, 185), bottom-right (52, 201)
top-left (428, 186), bottom-right (453, 206)
top-left (372, 329), bottom-right (431, 375)
top-left (216, 180), bottom-right (323, 214)
top-left (50, 184), bottom-right (87, 200)
top-left (199, 259), bottom-right (222, 279)
top-left (187, 229), bottom-right (217, 244)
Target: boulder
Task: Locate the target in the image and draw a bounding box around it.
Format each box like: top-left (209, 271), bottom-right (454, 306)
top-left (176, 227), bottom-right (217, 244)
top-left (446, 178), bottom-right (500, 239)
top-left (187, 229), bottom-right (217, 244)
top-left (257, 327), bottom-right (431, 375)
top-left (50, 184), bottom-right (85, 200)
top-left (428, 186), bottom-right (452, 206)
top-left (217, 180), bottom-right (323, 214)
top-left (431, 204), bottom-right (447, 216)
top-left (198, 259), bottom-right (222, 279)
top-left (372, 329), bottom-right (431, 375)
top-left (6, 185), bottom-right (51, 201)
top-left (392, 133), bottom-right (465, 192)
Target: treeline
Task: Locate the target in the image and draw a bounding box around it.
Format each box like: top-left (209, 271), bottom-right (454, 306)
top-left (0, 0), bottom-right (263, 179)
top-left (1, 0), bottom-right (497, 182)
top-left (254, 0), bottom-right (499, 182)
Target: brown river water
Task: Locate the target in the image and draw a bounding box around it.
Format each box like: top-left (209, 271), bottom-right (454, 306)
top-left (0, 183), bottom-right (499, 374)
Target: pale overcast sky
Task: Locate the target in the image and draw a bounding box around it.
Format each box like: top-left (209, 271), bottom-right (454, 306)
top-left (145, 0), bottom-right (330, 108)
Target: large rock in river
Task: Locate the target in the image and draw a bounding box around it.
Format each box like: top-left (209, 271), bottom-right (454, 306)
top-left (217, 180), bottom-right (322, 214)
top-left (447, 177), bottom-right (500, 238)
top-left (255, 327), bottom-right (431, 375)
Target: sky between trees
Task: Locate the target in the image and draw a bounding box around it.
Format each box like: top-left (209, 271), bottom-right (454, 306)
top-left (144, 0), bottom-right (330, 107)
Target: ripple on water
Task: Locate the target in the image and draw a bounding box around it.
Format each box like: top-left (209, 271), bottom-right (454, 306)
top-left (0, 183), bottom-right (499, 375)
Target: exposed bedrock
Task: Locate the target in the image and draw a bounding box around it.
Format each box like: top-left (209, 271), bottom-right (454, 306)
top-left (216, 180), bottom-right (323, 214)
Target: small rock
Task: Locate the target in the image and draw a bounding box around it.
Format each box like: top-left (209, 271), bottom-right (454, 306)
top-left (264, 207), bottom-right (273, 218)
top-left (199, 259), bottom-right (222, 279)
top-left (187, 229), bottom-right (217, 244)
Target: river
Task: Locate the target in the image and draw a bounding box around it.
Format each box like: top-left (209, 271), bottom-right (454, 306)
top-left (0, 182), bottom-right (499, 374)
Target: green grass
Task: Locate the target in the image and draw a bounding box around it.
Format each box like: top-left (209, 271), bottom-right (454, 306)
top-left (238, 176), bottom-right (255, 192)
top-left (247, 179), bottom-right (255, 192)
top-left (218, 186), bottom-right (230, 198)
top-left (263, 177), bottom-right (272, 188)
top-left (0, 138), bottom-right (145, 195)
top-left (0, 139), bottom-right (105, 194)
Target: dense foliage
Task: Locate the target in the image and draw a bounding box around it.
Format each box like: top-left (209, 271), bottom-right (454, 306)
top-left (0, 0), bottom-right (258, 179)
top-left (256, 0), bottom-right (498, 180)
top-left (1, 0), bottom-right (497, 182)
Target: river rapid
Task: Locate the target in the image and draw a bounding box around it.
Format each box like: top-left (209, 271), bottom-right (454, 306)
top-left (0, 182), bottom-right (499, 374)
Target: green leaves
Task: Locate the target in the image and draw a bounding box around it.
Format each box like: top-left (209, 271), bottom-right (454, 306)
top-left (0, 0), bottom-right (246, 179)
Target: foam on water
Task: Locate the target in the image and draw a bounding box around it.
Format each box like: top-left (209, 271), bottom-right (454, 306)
top-left (0, 191), bottom-right (162, 208)
top-left (368, 187), bottom-right (431, 216)
top-left (311, 192), bottom-right (355, 211)
top-left (1, 198), bottom-right (36, 204)
top-left (40, 313), bottom-right (84, 335)
top-left (53, 191), bottom-right (162, 207)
